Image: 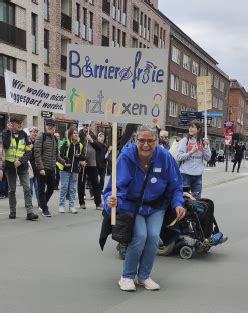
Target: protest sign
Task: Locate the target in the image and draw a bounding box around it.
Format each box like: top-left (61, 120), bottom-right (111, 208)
top-left (196, 76), bottom-right (212, 112)
top-left (66, 45), bottom-right (167, 126)
top-left (66, 45), bottom-right (168, 225)
top-left (4, 70), bottom-right (66, 114)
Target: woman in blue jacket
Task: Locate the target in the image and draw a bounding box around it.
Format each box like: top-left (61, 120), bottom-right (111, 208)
top-left (104, 125), bottom-right (185, 292)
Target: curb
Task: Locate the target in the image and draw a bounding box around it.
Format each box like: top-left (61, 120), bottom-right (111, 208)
top-left (204, 174), bottom-right (248, 189)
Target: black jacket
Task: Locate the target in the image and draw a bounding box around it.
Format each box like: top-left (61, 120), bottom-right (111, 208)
top-left (96, 142), bottom-right (108, 169)
top-left (60, 141), bottom-right (85, 173)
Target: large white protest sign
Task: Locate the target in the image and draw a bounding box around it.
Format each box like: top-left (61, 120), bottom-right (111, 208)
top-left (66, 45), bottom-right (168, 125)
top-left (4, 70), bottom-right (66, 114)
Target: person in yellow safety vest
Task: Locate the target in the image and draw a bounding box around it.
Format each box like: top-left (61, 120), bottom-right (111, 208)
top-left (58, 127), bottom-right (86, 213)
top-left (2, 114), bottom-right (39, 221)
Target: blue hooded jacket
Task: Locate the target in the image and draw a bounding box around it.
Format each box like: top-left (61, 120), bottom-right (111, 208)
top-left (103, 142), bottom-right (184, 216)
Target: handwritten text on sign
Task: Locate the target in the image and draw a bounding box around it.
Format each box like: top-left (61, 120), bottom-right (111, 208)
top-left (66, 45), bottom-right (168, 125)
top-left (4, 70), bottom-right (66, 113)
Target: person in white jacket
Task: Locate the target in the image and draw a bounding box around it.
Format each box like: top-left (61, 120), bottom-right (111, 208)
top-left (177, 120), bottom-right (211, 197)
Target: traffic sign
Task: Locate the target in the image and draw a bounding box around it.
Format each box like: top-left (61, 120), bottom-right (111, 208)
top-left (41, 111), bottom-right (52, 118)
top-left (200, 111), bottom-right (224, 117)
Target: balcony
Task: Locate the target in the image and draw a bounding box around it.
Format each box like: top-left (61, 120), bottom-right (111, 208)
top-left (102, 0), bottom-right (110, 15)
top-left (101, 35), bottom-right (109, 46)
top-left (133, 20), bottom-right (139, 33)
top-left (61, 55), bottom-right (67, 70)
top-left (153, 35), bottom-right (158, 46)
top-left (61, 13), bottom-right (72, 31)
top-left (0, 76), bottom-right (5, 97)
top-left (0, 21), bottom-right (26, 50)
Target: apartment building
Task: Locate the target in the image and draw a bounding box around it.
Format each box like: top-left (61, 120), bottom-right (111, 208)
top-left (0, 0), bottom-right (44, 131)
top-left (1, 0), bottom-right (230, 147)
top-left (229, 80), bottom-right (248, 142)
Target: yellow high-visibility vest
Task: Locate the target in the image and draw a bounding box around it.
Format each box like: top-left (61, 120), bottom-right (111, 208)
top-left (56, 140), bottom-right (83, 170)
top-left (5, 136), bottom-right (31, 162)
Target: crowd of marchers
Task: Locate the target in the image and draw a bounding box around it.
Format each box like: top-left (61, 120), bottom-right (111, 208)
top-left (0, 115), bottom-right (111, 219)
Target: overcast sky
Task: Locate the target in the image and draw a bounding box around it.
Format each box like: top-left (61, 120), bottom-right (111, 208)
top-left (158, 0), bottom-right (248, 90)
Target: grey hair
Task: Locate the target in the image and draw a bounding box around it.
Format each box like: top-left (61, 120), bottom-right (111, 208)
top-left (136, 125), bottom-right (158, 140)
top-left (28, 126), bottom-right (38, 132)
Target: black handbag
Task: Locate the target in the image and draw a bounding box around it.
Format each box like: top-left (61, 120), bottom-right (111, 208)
top-left (111, 165), bottom-right (152, 244)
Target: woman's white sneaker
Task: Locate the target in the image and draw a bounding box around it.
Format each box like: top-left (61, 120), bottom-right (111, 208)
top-left (136, 277), bottom-right (160, 290)
top-left (118, 277), bottom-right (136, 291)
top-left (59, 207), bottom-right (65, 213)
top-left (69, 208), bottom-right (78, 214)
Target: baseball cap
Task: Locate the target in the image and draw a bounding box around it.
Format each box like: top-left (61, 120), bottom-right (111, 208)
top-left (45, 118), bottom-right (56, 126)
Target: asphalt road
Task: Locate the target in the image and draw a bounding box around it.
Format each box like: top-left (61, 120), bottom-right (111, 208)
top-left (0, 167), bottom-right (247, 313)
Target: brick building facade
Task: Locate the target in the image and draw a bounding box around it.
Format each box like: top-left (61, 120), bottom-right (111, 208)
top-left (229, 80), bottom-right (248, 142)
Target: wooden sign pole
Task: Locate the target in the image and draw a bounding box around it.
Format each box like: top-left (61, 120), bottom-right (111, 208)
top-left (111, 122), bottom-right (117, 225)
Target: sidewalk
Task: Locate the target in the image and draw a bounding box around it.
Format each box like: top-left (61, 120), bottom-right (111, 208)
top-left (203, 159), bottom-right (248, 188)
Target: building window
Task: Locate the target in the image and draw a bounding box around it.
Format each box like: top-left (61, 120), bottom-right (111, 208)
top-left (170, 74), bottom-right (179, 91)
top-left (117, 0), bottom-right (121, 22)
top-left (0, 54), bottom-right (16, 96)
top-left (192, 60), bottom-right (199, 75)
top-left (191, 84), bottom-right (197, 99)
top-left (122, 0), bottom-right (127, 26)
top-left (0, 0), bottom-right (15, 25)
top-left (133, 6), bottom-right (139, 33)
top-left (101, 18), bottom-right (109, 46)
top-left (82, 8), bottom-right (87, 39)
top-left (139, 12), bottom-right (143, 36)
top-left (61, 77), bottom-right (66, 90)
top-left (214, 75), bottom-right (219, 89)
top-left (153, 22), bottom-right (159, 46)
top-left (117, 29), bottom-right (120, 47)
top-left (171, 46), bottom-right (180, 64)
top-left (74, 2), bottom-right (80, 36)
top-left (44, 73), bottom-right (49, 86)
top-left (112, 0), bottom-right (116, 19)
top-left (213, 96), bottom-right (218, 108)
top-left (181, 105), bottom-right (188, 112)
top-left (183, 54), bottom-right (190, 70)
top-left (147, 18), bottom-right (150, 41)
top-left (122, 31), bottom-right (126, 47)
top-left (162, 29), bottom-right (166, 47)
top-left (200, 65), bottom-right (207, 76)
top-left (31, 13), bottom-right (38, 54)
top-left (218, 99), bottom-right (223, 110)
top-left (216, 117), bottom-right (222, 128)
top-left (132, 37), bottom-right (138, 48)
top-left (182, 80), bottom-right (189, 96)
top-left (44, 29), bottom-right (49, 65)
top-left (211, 116), bottom-right (217, 127)
top-left (32, 63), bottom-right (37, 82)
top-left (89, 11), bottom-right (93, 42)
top-left (169, 101), bottom-right (177, 117)
top-left (102, 0), bottom-right (110, 15)
top-left (112, 25), bottom-right (115, 46)
top-left (44, 0), bottom-right (49, 20)
top-left (219, 79), bottom-right (225, 92)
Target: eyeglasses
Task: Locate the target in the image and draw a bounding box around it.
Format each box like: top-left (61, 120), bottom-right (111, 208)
top-left (83, 124), bottom-right (89, 127)
top-left (137, 138), bottom-right (156, 145)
